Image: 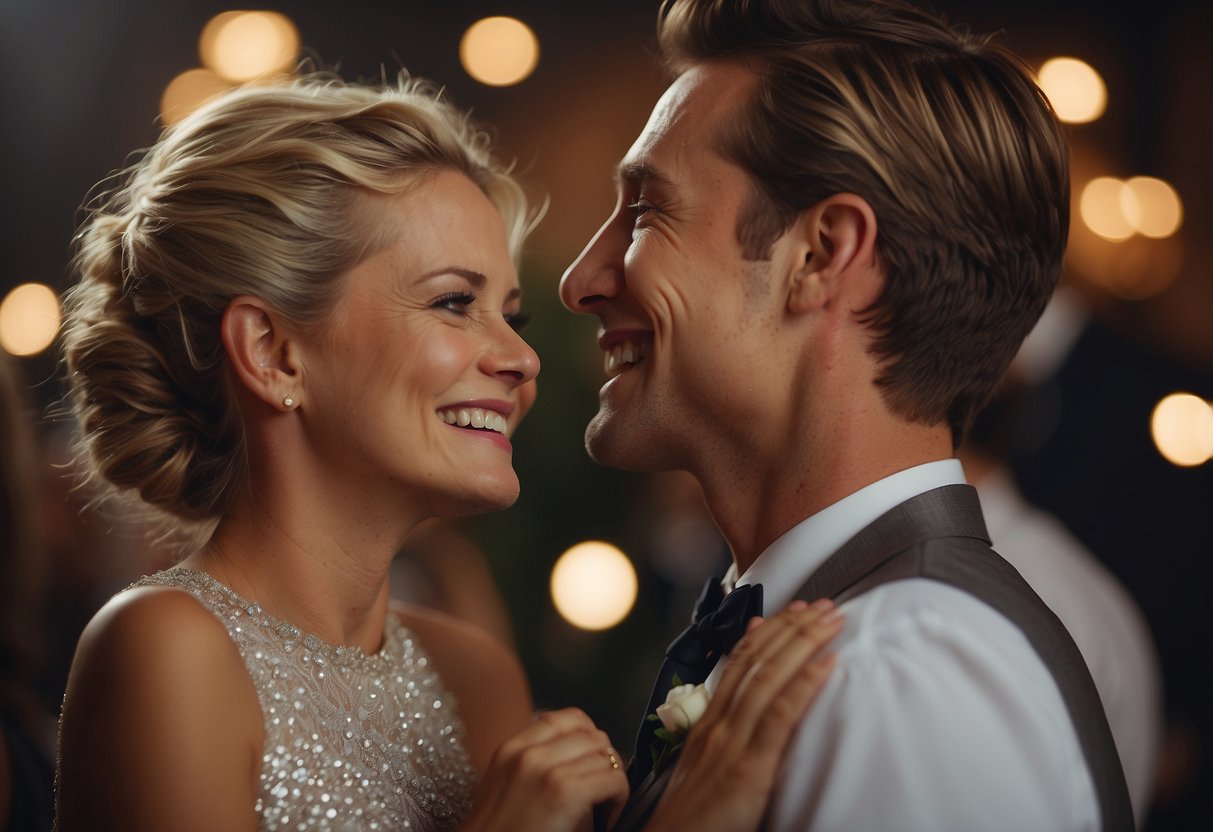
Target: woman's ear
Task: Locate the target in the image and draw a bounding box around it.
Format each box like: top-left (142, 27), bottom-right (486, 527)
top-left (221, 297), bottom-right (301, 411)
top-left (787, 193), bottom-right (879, 314)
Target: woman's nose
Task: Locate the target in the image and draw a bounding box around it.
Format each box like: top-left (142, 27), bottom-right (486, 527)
top-left (485, 323), bottom-right (540, 386)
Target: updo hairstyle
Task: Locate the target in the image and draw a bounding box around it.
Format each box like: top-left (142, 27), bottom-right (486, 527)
top-left (60, 74), bottom-right (531, 551)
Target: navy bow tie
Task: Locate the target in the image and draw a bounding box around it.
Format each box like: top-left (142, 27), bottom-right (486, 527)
top-left (626, 579), bottom-right (764, 787)
top-left (667, 580), bottom-right (764, 671)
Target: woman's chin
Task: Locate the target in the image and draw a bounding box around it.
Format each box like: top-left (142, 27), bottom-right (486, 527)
top-left (434, 476), bottom-right (521, 517)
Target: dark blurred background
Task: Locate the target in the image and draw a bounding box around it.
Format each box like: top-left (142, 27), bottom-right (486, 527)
top-left (0, 0), bottom-right (1210, 828)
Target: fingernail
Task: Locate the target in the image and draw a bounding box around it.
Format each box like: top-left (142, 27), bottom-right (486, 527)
top-left (811, 598), bottom-right (834, 611)
top-left (788, 600), bottom-right (810, 611)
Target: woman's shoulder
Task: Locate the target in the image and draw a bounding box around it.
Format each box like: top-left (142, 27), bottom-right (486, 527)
top-left (65, 581), bottom-right (264, 738)
top-left (75, 580), bottom-right (247, 673)
top-left (390, 601), bottom-right (523, 685)
top-left (57, 583), bottom-right (263, 830)
top-left (391, 601), bottom-right (532, 773)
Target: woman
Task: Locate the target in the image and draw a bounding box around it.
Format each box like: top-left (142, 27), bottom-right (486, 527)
top-left (55, 74), bottom-right (840, 831)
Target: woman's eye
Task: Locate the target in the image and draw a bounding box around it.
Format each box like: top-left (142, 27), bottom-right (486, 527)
top-left (504, 310), bottom-right (531, 333)
top-left (433, 292), bottom-right (477, 314)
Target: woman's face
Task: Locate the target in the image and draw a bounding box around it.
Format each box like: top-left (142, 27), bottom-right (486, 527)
top-left (300, 171), bottom-right (539, 517)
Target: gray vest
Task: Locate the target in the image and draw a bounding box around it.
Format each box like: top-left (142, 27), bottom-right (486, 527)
top-left (613, 485), bottom-right (1133, 832)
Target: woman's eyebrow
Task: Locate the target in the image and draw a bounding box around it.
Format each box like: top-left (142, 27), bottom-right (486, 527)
top-left (414, 267), bottom-right (487, 288)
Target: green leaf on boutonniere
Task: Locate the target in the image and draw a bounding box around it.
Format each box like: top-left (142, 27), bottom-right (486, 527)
top-left (649, 719), bottom-right (688, 775)
top-left (653, 727), bottom-right (680, 744)
top-left (651, 732), bottom-right (681, 774)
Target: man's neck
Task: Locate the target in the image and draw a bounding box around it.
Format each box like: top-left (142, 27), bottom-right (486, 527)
top-left (700, 421), bottom-right (954, 575)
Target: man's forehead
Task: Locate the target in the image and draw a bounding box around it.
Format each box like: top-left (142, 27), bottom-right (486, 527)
top-left (617, 62), bottom-right (756, 184)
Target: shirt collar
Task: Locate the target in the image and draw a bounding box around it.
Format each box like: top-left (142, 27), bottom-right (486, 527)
top-left (730, 459), bottom-right (967, 611)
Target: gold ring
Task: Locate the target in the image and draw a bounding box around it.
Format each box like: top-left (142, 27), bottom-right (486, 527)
top-left (607, 748), bottom-right (620, 770)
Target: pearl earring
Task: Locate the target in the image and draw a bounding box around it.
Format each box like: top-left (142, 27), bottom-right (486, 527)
top-left (282, 394), bottom-right (295, 408)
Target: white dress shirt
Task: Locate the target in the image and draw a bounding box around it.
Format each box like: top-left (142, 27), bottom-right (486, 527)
top-left (707, 460), bottom-right (1100, 832)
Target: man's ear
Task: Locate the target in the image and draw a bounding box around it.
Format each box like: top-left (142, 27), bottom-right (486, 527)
top-left (787, 193), bottom-right (879, 314)
top-left (221, 296), bottom-right (302, 411)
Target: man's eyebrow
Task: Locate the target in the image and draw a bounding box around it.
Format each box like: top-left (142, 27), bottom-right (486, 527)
top-left (616, 162), bottom-right (675, 190)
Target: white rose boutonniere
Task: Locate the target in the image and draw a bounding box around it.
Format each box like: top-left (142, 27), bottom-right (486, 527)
top-left (648, 676), bottom-right (711, 774)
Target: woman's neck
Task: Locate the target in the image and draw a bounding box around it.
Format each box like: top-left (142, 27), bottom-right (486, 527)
top-left (183, 497), bottom-right (411, 655)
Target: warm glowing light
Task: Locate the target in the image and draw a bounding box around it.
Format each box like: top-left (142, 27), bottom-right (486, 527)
top-left (1080, 177), bottom-right (1136, 241)
top-left (200, 10), bottom-right (299, 83)
top-left (1037, 57), bottom-right (1106, 124)
top-left (550, 541), bottom-right (638, 631)
top-left (161, 68), bottom-right (233, 125)
top-left (0, 283), bottom-right (61, 356)
top-left (460, 16), bottom-right (539, 87)
top-left (1124, 176), bottom-right (1183, 239)
top-left (1152, 393), bottom-right (1213, 467)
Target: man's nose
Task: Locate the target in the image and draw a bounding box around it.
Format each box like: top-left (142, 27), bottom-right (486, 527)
top-left (560, 217), bottom-right (624, 313)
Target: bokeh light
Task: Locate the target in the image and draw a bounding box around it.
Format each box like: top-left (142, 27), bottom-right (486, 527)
top-left (0, 283), bottom-right (61, 356)
top-left (460, 16), bottom-right (540, 87)
top-left (1124, 176), bottom-right (1183, 239)
top-left (1080, 177), bottom-right (1136, 241)
top-left (550, 541), bottom-right (638, 631)
top-left (161, 67), bottom-right (233, 126)
top-left (200, 11), bottom-right (299, 83)
top-left (1151, 393), bottom-right (1213, 467)
top-left (1037, 57), bottom-right (1107, 124)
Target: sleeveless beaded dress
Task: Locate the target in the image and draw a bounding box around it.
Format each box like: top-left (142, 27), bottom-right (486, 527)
top-left (131, 568), bottom-right (477, 831)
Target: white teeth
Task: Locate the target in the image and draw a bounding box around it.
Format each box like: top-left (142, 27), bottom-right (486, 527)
top-left (436, 407), bottom-right (508, 435)
top-left (605, 340), bottom-right (650, 375)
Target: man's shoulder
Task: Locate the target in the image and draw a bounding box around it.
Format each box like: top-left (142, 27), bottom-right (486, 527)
top-left (769, 577), bottom-right (1098, 832)
top-left (831, 574), bottom-right (1036, 664)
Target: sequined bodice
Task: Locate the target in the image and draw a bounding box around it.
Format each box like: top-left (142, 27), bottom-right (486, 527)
top-left (132, 569), bottom-right (476, 831)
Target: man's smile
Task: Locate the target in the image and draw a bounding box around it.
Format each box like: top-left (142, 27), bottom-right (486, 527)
top-left (605, 337), bottom-right (651, 376)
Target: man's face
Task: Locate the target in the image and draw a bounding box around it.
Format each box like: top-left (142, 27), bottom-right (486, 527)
top-left (560, 62), bottom-right (794, 474)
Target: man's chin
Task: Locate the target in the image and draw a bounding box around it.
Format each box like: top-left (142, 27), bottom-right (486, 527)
top-left (584, 412), bottom-right (659, 472)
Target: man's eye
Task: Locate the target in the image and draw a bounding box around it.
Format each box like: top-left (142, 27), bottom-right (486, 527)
top-left (626, 198), bottom-right (658, 218)
top-left (433, 292), bottom-right (477, 314)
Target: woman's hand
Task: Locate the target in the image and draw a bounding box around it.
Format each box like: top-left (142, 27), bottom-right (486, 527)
top-left (645, 599), bottom-right (842, 832)
top-left (462, 707), bottom-right (628, 832)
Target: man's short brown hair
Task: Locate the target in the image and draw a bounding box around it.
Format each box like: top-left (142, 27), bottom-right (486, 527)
top-left (659, 0), bottom-right (1070, 445)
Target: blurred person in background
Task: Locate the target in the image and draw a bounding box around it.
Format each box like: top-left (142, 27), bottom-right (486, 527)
top-left (0, 351), bottom-right (55, 831)
top-left (53, 73), bottom-right (840, 832)
top-left (962, 383), bottom-right (1163, 824)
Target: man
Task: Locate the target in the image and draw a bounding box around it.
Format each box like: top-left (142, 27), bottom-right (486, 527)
top-left (559, 0), bottom-right (1133, 829)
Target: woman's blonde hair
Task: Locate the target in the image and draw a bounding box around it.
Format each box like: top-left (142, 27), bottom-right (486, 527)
top-left (61, 73), bottom-right (533, 551)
